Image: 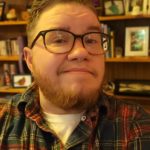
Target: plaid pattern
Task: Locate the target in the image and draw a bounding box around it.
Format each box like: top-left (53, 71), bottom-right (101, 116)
top-left (0, 83), bottom-right (150, 150)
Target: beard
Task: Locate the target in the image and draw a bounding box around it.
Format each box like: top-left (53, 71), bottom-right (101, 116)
top-left (32, 67), bottom-right (101, 111)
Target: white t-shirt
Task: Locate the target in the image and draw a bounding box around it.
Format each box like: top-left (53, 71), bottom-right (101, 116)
top-left (42, 111), bottom-right (84, 145)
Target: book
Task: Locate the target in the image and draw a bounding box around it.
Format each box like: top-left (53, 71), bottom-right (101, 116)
top-left (11, 39), bottom-right (20, 55)
top-left (17, 36), bottom-right (27, 74)
top-left (110, 31), bottom-right (115, 58)
top-left (6, 39), bottom-right (12, 56)
top-left (0, 40), bottom-right (7, 56)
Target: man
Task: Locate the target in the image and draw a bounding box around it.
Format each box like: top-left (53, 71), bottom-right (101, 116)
top-left (0, 0), bottom-right (150, 149)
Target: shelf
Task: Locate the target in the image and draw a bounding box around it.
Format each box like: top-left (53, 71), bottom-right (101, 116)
top-left (104, 91), bottom-right (150, 105)
top-left (0, 56), bottom-right (19, 61)
top-left (113, 94), bottom-right (150, 102)
top-left (99, 15), bottom-right (150, 21)
top-left (0, 21), bottom-right (27, 26)
top-left (0, 87), bottom-right (25, 93)
top-left (106, 56), bottom-right (150, 63)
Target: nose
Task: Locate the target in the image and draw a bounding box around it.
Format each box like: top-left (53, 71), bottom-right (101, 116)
top-left (67, 39), bottom-right (89, 61)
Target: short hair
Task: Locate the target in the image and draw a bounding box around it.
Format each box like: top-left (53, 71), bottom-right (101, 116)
top-left (27, 0), bottom-right (97, 47)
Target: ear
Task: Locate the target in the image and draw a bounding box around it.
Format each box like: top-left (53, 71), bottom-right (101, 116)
top-left (23, 47), bottom-right (33, 73)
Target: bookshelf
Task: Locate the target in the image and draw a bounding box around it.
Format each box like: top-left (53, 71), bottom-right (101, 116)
top-left (0, 20), bottom-right (28, 96)
top-left (101, 15), bottom-right (150, 109)
top-left (0, 0), bottom-right (31, 96)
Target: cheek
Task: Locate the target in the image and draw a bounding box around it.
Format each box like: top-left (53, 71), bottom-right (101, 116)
top-left (32, 49), bottom-right (64, 79)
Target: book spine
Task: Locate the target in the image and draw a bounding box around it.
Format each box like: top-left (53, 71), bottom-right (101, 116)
top-left (3, 63), bottom-right (11, 86)
top-left (0, 40), bottom-right (7, 56)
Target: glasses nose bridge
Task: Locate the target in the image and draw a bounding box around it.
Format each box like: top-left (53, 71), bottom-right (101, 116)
top-left (73, 33), bottom-right (85, 48)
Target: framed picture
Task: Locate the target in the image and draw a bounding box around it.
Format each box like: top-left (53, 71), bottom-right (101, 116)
top-left (114, 80), bottom-right (150, 96)
top-left (125, 0), bottom-right (147, 15)
top-left (12, 74), bottom-right (32, 88)
top-left (125, 26), bottom-right (149, 56)
top-left (0, 2), bottom-right (5, 20)
top-left (103, 0), bottom-right (125, 16)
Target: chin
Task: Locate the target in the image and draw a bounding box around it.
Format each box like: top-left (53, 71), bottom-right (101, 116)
top-left (63, 83), bottom-right (95, 94)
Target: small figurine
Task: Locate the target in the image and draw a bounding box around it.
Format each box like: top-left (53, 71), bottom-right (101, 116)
top-left (21, 10), bottom-right (30, 21)
top-left (6, 8), bottom-right (17, 20)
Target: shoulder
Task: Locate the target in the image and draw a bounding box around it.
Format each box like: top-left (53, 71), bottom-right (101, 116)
top-left (100, 93), bottom-right (149, 119)
top-left (0, 94), bottom-right (21, 118)
top-left (0, 98), bottom-right (12, 115)
top-left (0, 94), bottom-right (21, 106)
top-left (98, 93), bottom-right (150, 149)
top-left (101, 93), bottom-right (150, 138)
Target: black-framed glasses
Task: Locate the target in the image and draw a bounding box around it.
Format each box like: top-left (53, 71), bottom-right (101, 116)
top-left (30, 29), bottom-right (110, 55)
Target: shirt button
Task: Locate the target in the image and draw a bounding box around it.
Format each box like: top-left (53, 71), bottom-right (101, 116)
top-left (81, 116), bottom-right (86, 121)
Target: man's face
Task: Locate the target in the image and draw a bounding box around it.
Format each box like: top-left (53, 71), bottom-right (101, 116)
top-left (25, 3), bottom-right (105, 111)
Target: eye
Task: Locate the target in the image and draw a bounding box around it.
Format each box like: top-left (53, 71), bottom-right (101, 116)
top-left (85, 38), bottom-right (97, 44)
top-left (53, 38), bottom-right (67, 44)
top-left (45, 31), bottom-right (70, 45)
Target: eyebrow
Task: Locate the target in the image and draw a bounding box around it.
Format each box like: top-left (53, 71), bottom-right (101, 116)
top-left (49, 26), bottom-right (70, 31)
top-left (87, 26), bottom-right (101, 32)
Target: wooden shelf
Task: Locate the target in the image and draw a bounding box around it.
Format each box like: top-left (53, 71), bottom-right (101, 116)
top-left (106, 56), bottom-right (150, 63)
top-left (0, 21), bottom-right (27, 26)
top-left (113, 94), bottom-right (150, 102)
top-left (0, 56), bottom-right (19, 61)
top-left (99, 15), bottom-right (150, 21)
top-left (104, 91), bottom-right (150, 105)
top-left (0, 87), bottom-right (25, 93)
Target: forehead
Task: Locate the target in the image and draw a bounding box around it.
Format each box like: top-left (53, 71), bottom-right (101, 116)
top-left (34, 3), bottom-right (100, 33)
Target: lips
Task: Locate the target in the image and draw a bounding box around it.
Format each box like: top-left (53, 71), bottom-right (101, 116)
top-left (59, 68), bottom-right (95, 76)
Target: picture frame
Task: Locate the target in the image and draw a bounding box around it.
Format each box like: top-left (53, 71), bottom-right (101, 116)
top-left (148, 0), bottom-right (150, 14)
top-left (103, 0), bottom-right (125, 16)
top-left (114, 80), bottom-right (150, 96)
top-left (12, 74), bottom-right (32, 88)
top-left (125, 26), bottom-right (149, 57)
top-left (0, 2), bottom-right (5, 20)
top-left (125, 0), bottom-right (148, 15)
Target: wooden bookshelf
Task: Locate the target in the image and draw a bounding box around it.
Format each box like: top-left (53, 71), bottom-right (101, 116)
top-left (0, 19), bottom-right (28, 96)
top-left (100, 15), bottom-right (150, 88)
top-left (103, 14), bottom-right (150, 109)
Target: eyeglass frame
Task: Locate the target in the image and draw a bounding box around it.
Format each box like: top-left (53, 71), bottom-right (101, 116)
top-left (30, 29), bottom-right (110, 55)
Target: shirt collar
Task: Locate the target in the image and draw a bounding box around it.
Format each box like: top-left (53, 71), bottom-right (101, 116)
top-left (17, 82), bottom-right (38, 112)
